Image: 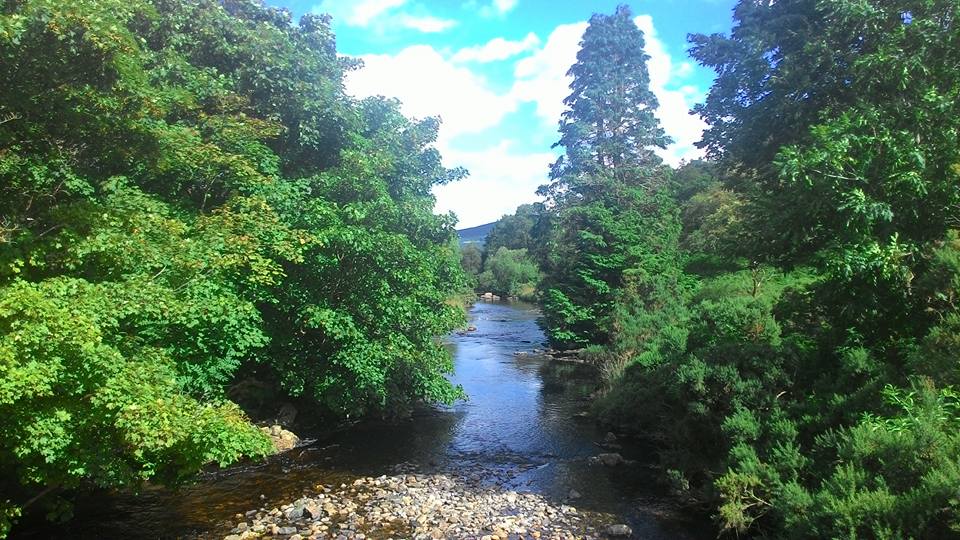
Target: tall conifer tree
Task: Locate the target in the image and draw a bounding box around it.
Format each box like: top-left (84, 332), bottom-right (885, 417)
top-left (538, 5), bottom-right (679, 348)
top-left (542, 4), bottom-right (670, 202)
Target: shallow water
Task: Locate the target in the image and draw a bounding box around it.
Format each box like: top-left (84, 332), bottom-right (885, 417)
top-left (17, 301), bottom-right (709, 539)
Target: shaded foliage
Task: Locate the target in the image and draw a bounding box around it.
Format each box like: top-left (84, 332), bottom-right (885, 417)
top-left (483, 203), bottom-right (544, 256)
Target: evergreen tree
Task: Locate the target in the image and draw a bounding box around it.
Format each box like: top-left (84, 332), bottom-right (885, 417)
top-left (541, 4), bottom-right (670, 202)
top-left (538, 5), bottom-right (679, 348)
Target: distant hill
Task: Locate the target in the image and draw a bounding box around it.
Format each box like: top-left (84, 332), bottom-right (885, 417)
top-left (457, 222), bottom-right (495, 246)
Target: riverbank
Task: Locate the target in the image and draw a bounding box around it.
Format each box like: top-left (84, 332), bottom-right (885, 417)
top-left (221, 462), bottom-right (632, 540)
top-left (15, 301), bottom-right (707, 540)
top-left (215, 302), bottom-right (703, 540)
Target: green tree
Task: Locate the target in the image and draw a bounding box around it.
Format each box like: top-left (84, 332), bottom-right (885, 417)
top-left (460, 243), bottom-right (483, 278)
top-left (603, 1), bottom-right (960, 536)
top-left (542, 4), bottom-right (669, 196)
top-left (537, 5), bottom-right (678, 348)
top-left (0, 0), bottom-right (466, 533)
top-left (483, 203), bottom-right (544, 256)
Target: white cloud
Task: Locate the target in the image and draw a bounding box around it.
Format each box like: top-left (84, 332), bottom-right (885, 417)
top-left (434, 142), bottom-right (555, 228)
top-left (452, 33), bottom-right (540, 63)
top-left (633, 15), bottom-right (708, 166)
top-left (315, 0), bottom-right (406, 27)
top-left (675, 61), bottom-right (694, 78)
top-left (345, 45), bottom-right (516, 148)
top-left (494, 0), bottom-right (518, 13)
top-left (343, 44), bottom-right (547, 228)
top-left (315, 0), bottom-right (455, 33)
top-left (396, 14), bottom-right (457, 32)
top-left (341, 13), bottom-right (709, 227)
top-left (510, 22), bottom-right (588, 126)
top-left (479, 0), bottom-right (518, 17)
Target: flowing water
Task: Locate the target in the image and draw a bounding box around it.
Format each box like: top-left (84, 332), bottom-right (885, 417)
top-left (17, 301), bottom-right (709, 539)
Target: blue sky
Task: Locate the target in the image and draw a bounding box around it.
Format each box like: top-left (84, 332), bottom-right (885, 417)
top-left (265, 0), bottom-right (738, 227)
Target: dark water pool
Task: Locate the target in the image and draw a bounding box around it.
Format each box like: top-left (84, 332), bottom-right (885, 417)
top-left (16, 301), bottom-right (709, 539)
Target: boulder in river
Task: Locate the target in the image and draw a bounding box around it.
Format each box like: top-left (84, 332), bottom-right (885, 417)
top-left (302, 501), bottom-right (322, 519)
top-left (284, 497), bottom-right (320, 520)
top-left (606, 523), bottom-right (633, 536)
top-left (275, 402), bottom-right (298, 426)
top-left (600, 431), bottom-right (623, 450)
top-left (260, 425), bottom-right (300, 452)
top-left (590, 453), bottom-right (625, 466)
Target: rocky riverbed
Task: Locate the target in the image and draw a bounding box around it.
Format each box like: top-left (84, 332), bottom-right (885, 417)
top-left (222, 462), bottom-right (633, 540)
top-left (24, 302), bottom-right (704, 540)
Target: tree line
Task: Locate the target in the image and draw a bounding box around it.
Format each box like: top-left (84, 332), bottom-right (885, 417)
top-left (487, 2), bottom-right (959, 537)
top-left (0, 0), bottom-right (467, 535)
top-left (460, 203), bottom-right (542, 300)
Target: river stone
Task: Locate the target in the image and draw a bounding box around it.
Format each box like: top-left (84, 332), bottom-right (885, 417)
top-left (222, 332), bottom-right (660, 539)
top-left (592, 452), bottom-right (625, 466)
top-left (606, 523), bottom-right (633, 536)
top-left (284, 503), bottom-right (304, 520)
top-left (275, 402), bottom-right (298, 426)
top-left (302, 501), bottom-right (322, 519)
top-left (260, 425), bottom-right (300, 452)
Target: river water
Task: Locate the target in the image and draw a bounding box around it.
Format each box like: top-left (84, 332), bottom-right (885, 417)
top-left (19, 301), bottom-right (708, 539)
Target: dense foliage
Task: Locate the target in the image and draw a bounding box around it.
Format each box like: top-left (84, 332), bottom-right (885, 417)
top-left (539, 2), bottom-right (960, 538)
top-left (475, 247), bottom-right (539, 300)
top-left (0, 0), bottom-right (465, 534)
top-left (483, 203), bottom-right (544, 255)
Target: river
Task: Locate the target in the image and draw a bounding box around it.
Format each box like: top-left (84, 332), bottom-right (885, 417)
top-left (18, 301), bottom-right (708, 539)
